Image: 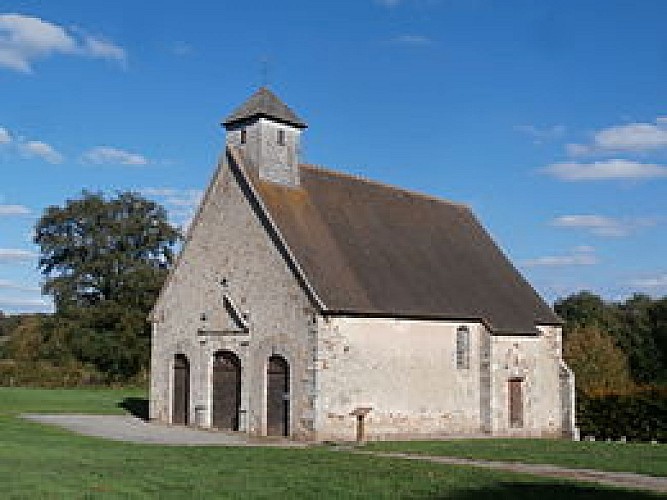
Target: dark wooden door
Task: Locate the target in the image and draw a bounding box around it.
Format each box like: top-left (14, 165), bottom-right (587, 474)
top-left (173, 354), bottom-right (189, 425)
top-left (509, 378), bottom-right (523, 428)
top-left (212, 351), bottom-right (241, 430)
top-left (267, 356), bottom-right (289, 436)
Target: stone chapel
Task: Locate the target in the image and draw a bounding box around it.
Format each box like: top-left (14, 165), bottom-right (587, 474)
top-left (149, 87), bottom-right (576, 441)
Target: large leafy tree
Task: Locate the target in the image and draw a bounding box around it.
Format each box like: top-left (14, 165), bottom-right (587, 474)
top-left (564, 325), bottom-right (634, 396)
top-left (34, 191), bottom-right (181, 378)
top-left (36, 191), bottom-right (179, 311)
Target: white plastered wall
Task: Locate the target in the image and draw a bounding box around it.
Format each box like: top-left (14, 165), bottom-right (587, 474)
top-left (314, 316), bottom-right (484, 441)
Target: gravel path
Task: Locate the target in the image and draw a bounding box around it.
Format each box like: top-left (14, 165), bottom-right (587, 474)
top-left (355, 450), bottom-right (667, 494)
top-left (21, 414), bottom-right (304, 447)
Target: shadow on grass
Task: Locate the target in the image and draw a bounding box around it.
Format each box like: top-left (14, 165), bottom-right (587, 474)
top-left (118, 397), bottom-right (149, 421)
top-left (434, 482), bottom-right (657, 499)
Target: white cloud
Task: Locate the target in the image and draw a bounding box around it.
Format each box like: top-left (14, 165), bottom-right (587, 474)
top-left (141, 187), bottom-right (203, 229)
top-left (523, 246), bottom-right (598, 268)
top-left (568, 117), bottom-right (667, 155)
top-left (551, 214), bottom-right (656, 237)
top-left (83, 146), bottom-right (149, 166)
top-left (629, 274), bottom-right (667, 289)
top-left (514, 124), bottom-right (565, 144)
top-left (0, 126), bottom-right (11, 144)
top-left (0, 296), bottom-right (50, 310)
top-left (0, 279), bottom-right (40, 292)
top-left (18, 140), bottom-right (63, 164)
top-left (0, 248), bottom-right (37, 262)
top-left (389, 35), bottom-right (433, 46)
top-left (141, 188), bottom-right (181, 197)
top-left (81, 35), bottom-right (126, 65)
top-left (0, 14), bottom-right (125, 73)
top-left (543, 159), bottom-right (667, 181)
top-left (0, 204), bottom-right (31, 216)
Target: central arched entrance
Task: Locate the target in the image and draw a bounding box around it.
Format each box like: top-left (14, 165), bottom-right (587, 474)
top-left (173, 354), bottom-right (189, 425)
top-left (267, 355), bottom-right (290, 436)
top-left (212, 350), bottom-right (241, 431)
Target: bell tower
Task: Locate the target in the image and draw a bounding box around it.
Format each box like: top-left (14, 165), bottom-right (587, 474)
top-left (222, 87), bottom-right (307, 187)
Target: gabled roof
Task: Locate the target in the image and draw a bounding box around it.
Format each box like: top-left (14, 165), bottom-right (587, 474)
top-left (222, 87), bottom-right (307, 129)
top-left (242, 157), bottom-right (561, 334)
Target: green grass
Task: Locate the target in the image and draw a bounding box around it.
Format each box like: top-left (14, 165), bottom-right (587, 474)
top-left (364, 439), bottom-right (667, 478)
top-left (0, 386), bottom-right (145, 416)
top-left (0, 387), bottom-right (662, 498)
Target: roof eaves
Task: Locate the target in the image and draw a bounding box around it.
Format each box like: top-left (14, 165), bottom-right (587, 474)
top-left (223, 113), bottom-right (308, 130)
top-left (321, 309), bottom-right (544, 335)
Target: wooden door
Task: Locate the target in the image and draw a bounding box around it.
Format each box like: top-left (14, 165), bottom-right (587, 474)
top-left (173, 354), bottom-right (189, 425)
top-left (212, 351), bottom-right (241, 430)
top-left (509, 378), bottom-right (523, 428)
top-left (267, 356), bottom-right (289, 436)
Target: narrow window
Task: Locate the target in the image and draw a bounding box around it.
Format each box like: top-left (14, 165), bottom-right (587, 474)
top-left (240, 129), bottom-right (247, 144)
top-left (456, 326), bottom-right (470, 369)
top-left (277, 129), bottom-right (285, 146)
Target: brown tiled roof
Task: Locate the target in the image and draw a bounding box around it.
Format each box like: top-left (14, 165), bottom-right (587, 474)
top-left (247, 159), bottom-right (560, 334)
top-left (223, 87), bottom-right (307, 129)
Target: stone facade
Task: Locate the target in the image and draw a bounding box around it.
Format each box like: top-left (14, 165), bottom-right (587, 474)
top-left (150, 152), bottom-right (317, 439)
top-left (150, 89), bottom-right (576, 442)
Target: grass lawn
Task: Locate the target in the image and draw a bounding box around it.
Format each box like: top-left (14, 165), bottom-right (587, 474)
top-left (364, 439), bottom-right (667, 478)
top-left (0, 387), bottom-right (662, 499)
top-left (0, 386), bottom-right (145, 416)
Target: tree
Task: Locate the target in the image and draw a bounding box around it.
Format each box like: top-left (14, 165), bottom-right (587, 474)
top-left (564, 324), bottom-right (634, 396)
top-left (33, 191), bottom-right (181, 379)
top-left (614, 294), bottom-right (663, 384)
top-left (35, 191), bottom-right (179, 311)
top-left (649, 297), bottom-right (667, 382)
top-left (556, 291), bottom-right (667, 385)
top-left (554, 291), bottom-right (609, 333)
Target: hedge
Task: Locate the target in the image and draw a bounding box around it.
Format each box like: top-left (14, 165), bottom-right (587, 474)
top-left (577, 387), bottom-right (667, 442)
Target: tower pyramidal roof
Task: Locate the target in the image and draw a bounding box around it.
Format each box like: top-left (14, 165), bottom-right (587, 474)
top-left (222, 87), bottom-right (307, 129)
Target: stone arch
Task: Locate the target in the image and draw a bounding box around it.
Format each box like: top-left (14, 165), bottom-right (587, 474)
top-left (212, 350), bottom-right (242, 431)
top-left (267, 355), bottom-right (290, 436)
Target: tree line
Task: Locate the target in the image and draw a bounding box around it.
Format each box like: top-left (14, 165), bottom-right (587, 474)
top-left (556, 291), bottom-right (667, 395)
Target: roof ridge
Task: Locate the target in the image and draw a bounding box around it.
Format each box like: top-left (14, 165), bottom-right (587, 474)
top-left (299, 163), bottom-right (470, 210)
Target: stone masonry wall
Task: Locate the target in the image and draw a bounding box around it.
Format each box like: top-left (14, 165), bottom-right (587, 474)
top-left (489, 327), bottom-right (565, 437)
top-left (150, 151), bottom-right (317, 439)
top-left (226, 118), bottom-right (301, 187)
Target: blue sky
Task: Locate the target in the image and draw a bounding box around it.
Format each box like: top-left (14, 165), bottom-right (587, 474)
top-left (1, 0), bottom-right (666, 313)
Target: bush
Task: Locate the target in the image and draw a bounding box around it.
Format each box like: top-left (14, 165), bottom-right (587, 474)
top-left (0, 359), bottom-right (109, 388)
top-left (577, 387), bottom-right (667, 442)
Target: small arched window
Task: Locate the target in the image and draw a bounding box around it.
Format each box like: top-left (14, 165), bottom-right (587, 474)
top-left (277, 129), bottom-right (285, 146)
top-left (240, 129), bottom-right (247, 144)
top-left (456, 326), bottom-right (470, 369)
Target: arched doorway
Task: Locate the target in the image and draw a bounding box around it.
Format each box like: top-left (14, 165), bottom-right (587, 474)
top-left (173, 354), bottom-right (190, 425)
top-left (267, 355), bottom-right (290, 436)
top-left (212, 350), bottom-right (241, 430)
